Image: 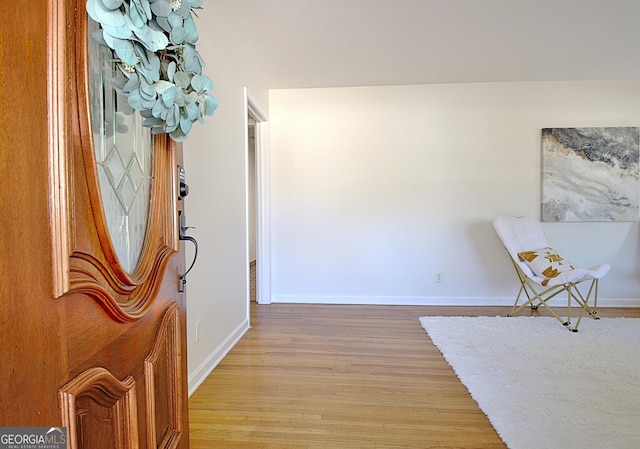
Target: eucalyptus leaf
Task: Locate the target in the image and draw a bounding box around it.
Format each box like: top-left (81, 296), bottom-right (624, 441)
top-left (135, 51), bottom-right (160, 83)
top-left (170, 128), bottom-right (187, 142)
top-left (142, 95), bottom-right (157, 109)
top-left (150, 0), bottom-right (172, 17)
top-left (154, 16), bottom-right (171, 32)
top-left (102, 33), bottom-right (137, 65)
top-left (186, 54), bottom-right (202, 73)
top-left (148, 50), bottom-right (162, 75)
top-left (133, 42), bottom-right (149, 64)
top-left (159, 102), bottom-right (169, 120)
top-left (151, 98), bottom-right (164, 117)
top-left (132, 26), bottom-right (169, 51)
top-left (181, 43), bottom-right (196, 69)
top-left (173, 91), bottom-right (185, 107)
top-left (183, 15), bottom-right (198, 43)
top-left (136, 64), bottom-right (155, 84)
top-left (202, 93), bottom-right (218, 116)
top-left (130, 0), bottom-right (152, 22)
top-left (173, 71), bottom-right (191, 89)
top-left (200, 75), bottom-right (213, 91)
top-left (180, 113), bottom-right (192, 134)
top-left (173, 1), bottom-right (191, 18)
top-left (171, 105), bottom-right (180, 126)
top-left (127, 1), bottom-right (146, 28)
top-left (165, 105), bottom-right (179, 130)
top-left (102, 22), bottom-right (133, 40)
top-left (161, 88), bottom-right (176, 107)
top-left (184, 91), bottom-right (198, 104)
top-left (185, 102), bottom-right (198, 120)
top-left (122, 72), bottom-right (141, 92)
top-left (140, 89), bottom-right (156, 102)
top-left (170, 26), bottom-right (185, 44)
top-left (190, 74), bottom-right (203, 92)
top-left (167, 13), bottom-right (182, 28)
top-left (167, 61), bottom-right (176, 81)
top-left (140, 0), bottom-right (152, 17)
top-left (191, 74), bottom-right (212, 92)
top-left (127, 89), bottom-right (143, 110)
top-left (140, 80), bottom-right (157, 100)
top-left (101, 0), bottom-right (124, 9)
top-left (87, 0), bottom-right (126, 27)
top-left (153, 80), bottom-right (174, 94)
top-left (182, 46), bottom-right (203, 73)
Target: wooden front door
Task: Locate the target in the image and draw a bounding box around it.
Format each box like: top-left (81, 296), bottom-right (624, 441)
top-left (1, 2), bottom-right (191, 448)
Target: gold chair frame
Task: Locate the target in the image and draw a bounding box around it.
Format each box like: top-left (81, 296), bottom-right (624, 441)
top-left (506, 251), bottom-right (600, 332)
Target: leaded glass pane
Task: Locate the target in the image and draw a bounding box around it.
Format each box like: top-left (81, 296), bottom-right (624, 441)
top-left (87, 18), bottom-right (153, 274)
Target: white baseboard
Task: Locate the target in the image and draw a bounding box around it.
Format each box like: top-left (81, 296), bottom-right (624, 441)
top-left (271, 295), bottom-right (640, 307)
top-left (597, 297), bottom-right (640, 307)
top-left (188, 318), bottom-right (251, 397)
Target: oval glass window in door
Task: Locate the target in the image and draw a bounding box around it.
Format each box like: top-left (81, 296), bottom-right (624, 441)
top-left (87, 18), bottom-right (153, 274)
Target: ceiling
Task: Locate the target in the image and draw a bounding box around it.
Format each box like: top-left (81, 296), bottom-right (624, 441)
top-left (205, 0), bottom-right (640, 89)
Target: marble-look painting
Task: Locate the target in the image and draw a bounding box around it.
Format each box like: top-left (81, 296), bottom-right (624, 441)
top-left (542, 127), bottom-right (639, 222)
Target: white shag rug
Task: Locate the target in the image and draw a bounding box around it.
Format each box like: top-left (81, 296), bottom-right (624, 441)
top-left (419, 315), bottom-right (640, 449)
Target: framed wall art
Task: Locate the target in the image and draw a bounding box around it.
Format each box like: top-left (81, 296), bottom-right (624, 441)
top-left (541, 127), bottom-right (639, 222)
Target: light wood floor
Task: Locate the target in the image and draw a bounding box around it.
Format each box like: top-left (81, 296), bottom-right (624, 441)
top-left (188, 293), bottom-right (640, 448)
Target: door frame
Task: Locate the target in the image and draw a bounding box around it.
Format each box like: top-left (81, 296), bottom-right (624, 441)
top-left (245, 89), bottom-right (271, 305)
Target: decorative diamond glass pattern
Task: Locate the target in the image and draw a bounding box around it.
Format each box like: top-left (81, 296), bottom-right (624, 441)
top-left (88, 18), bottom-right (153, 274)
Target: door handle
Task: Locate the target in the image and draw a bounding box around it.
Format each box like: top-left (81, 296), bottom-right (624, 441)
top-left (178, 211), bottom-right (198, 293)
top-left (179, 235), bottom-right (198, 293)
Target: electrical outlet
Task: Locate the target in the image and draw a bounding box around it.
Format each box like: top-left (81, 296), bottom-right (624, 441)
top-left (196, 318), bottom-right (203, 342)
top-left (435, 272), bottom-right (444, 283)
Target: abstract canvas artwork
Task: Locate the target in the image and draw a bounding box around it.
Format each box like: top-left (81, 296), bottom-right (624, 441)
top-left (541, 127), bottom-right (640, 222)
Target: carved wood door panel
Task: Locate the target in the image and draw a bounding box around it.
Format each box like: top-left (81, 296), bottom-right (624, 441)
top-left (0, 3), bottom-right (190, 449)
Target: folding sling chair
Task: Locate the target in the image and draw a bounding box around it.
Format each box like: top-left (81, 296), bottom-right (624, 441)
top-left (493, 215), bottom-right (610, 332)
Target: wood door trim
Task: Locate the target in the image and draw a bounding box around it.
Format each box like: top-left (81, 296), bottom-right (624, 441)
top-left (144, 302), bottom-right (183, 449)
top-left (47, 0), bottom-right (71, 298)
top-left (59, 367), bottom-right (140, 449)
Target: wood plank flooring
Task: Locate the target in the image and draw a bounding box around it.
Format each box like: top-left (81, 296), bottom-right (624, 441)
top-left (188, 300), bottom-right (640, 448)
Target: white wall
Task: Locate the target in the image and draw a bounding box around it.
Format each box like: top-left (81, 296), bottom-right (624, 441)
top-left (183, 5), bottom-right (268, 394)
top-left (269, 81), bottom-right (640, 306)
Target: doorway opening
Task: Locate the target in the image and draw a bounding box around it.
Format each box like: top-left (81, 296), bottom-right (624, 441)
top-left (248, 116), bottom-right (257, 302)
top-left (245, 91), bottom-right (271, 309)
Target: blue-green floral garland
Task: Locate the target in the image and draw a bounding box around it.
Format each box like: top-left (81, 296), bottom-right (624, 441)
top-left (87, 0), bottom-right (218, 142)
